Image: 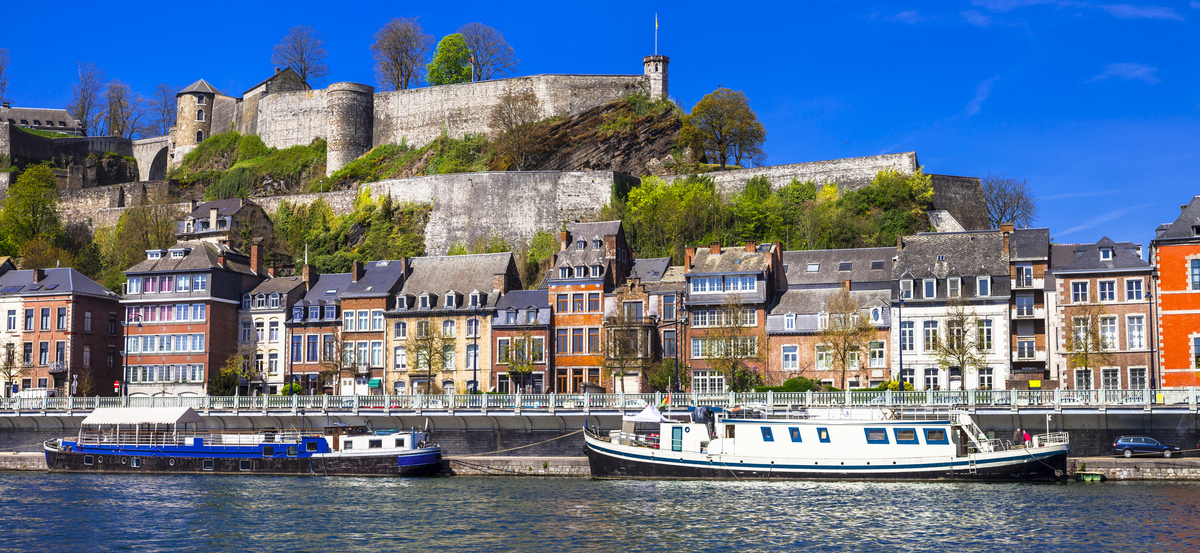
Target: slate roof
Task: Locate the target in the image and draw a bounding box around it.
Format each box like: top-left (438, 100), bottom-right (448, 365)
top-left (630, 258), bottom-right (671, 282)
top-left (185, 199), bottom-right (249, 220)
top-left (893, 231), bottom-right (1009, 279)
top-left (243, 67), bottom-right (310, 96)
top-left (123, 241), bottom-right (254, 275)
top-left (1010, 228), bottom-right (1050, 261)
top-left (1153, 196), bottom-right (1200, 243)
top-left (397, 253), bottom-right (514, 306)
top-left (644, 266), bottom-right (687, 294)
top-left (1051, 237), bottom-right (1148, 273)
top-left (0, 106), bottom-right (80, 130)
top-left (341, 260), bottom-right (408, 299)
top-left (765, 289), bottom-right (891, 334)
top-left (298, 273), bottom-right (354, 304)
top-left (689, 244), bottom-right (775, 275)
top-left (178, 79), bottom-right (222, 96)
top-left (556, 221), bottom-right (622, 269)
top-left (0, 268), bottom-right (119, 300)
top-left (495, 290), bottom-right (549, 310)
top-left (246, 276), bottom-right (306, 297)
top-left (783, 248), bottom-right (894, 288)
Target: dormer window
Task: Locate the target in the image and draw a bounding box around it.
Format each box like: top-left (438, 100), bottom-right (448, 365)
top-left (817, 312), bottom-right (829, 330)
top-left (871, 307), bottom-right (882, 323)
top-left (527, 310), bottom-right (537, 324)
top-left (242, 295), bottom-right (252, 309)
top-left (899, 279), bottom-right (913, 299)
top-left (469, 293), bottom-right (479, 307)
top-left (923, 279), bottom-right (937, 299)
top-left (591, 265), bottom-right (602, 277)
top-left (445, 294), bottom-right (456, 308)
top-left (785, 314), bottom-right (796, 330)
top-left (269, 293), bottom-right (280, 308)
top-left (170, 249), bottom-right (185, 258)
top-left (948, 278), bottom-right (961, 298)
top-left (576, 240), bottom-right (586, 250)
top-left (420, 295), bottom-right (430, 309)
top-left (936, 255), bottom-right (946, 261)
top-left (593, 239), bottom-right (602, 249)
top-left (575, 266), bottom-right (586, 278)
top-left (396, 296), bottom-right (407, 310)
top-left (506, 311), bottom-right (517, 325)
top-left (325, 305), bottom-right (336, 319)
top-left (977, 276), bottom-right (990, 297)
top-left (559, 267), bottom-right (570, 279)
top-left (254, 294), bottom-right (266, 308)
top-left (309, 305), bottom-right (320, 320)
top-left (292, 306), bottom-right (304, 320)
top-left (147, 251), bottom-right (161, 260)
top-left (1100, 248), bottom-right (1113, 261)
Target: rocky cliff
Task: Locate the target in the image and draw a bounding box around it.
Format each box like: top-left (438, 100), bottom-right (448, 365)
top-left (521, 98), bottom-right (681, 176)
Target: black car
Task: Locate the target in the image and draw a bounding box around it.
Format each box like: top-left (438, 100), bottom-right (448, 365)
top-left (1112, 436), bottom-right (1182, 458)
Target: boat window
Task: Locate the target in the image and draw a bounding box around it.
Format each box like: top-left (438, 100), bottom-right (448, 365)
top-left (240, 460), bottom-right (252, 471)
top-left (262, 446), bottom-right (275, 457)
top-left (202, 459), bottom-right (214, 471)
top-left (395, 438), bottom-right (406, 448)
top-left (865, 428), bottom-right (889, 444)
top-left (789, 427), bottom-right (801, 442)
top-left (761, 427), bottom-right (774, 442)
top-left (369, 440), bottom-right (383, 449)
top-left (83, 455), bottom-right (94, 465)
top-left (130, 458), bottom-right (141, 468)
top-left (924, 428), bottom-right (949, 444)
top-left (894, 428), bottom-right (919, 444)
top-left (725, 426), bottom-right (735, 439)
top-left (818, 428), bottom-right (830, 443)
top-left (344, 441), bottom-right (353, 450)
top-left (287, 446), bottom-right (298, 457)
top-left (306, 441), bottom-right (318, 452)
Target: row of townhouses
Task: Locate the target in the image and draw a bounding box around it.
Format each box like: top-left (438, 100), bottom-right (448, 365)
top-left (9, 196), bottom-right (1200, 396)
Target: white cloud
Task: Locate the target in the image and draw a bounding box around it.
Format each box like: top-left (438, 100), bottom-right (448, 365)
top-left (1097, 4), bottom-right (1183, 20)
top-left (961, 10), bottom-right (993, 26)
top-left (1056, 203), bottom-right (1152, 237)
top-left (1192, 1), bottom-right (1200, 9)
top-left (965, 76), bottom-right (1001, 116)
top-left (972, 0), bottom-right (1057, 13)
top-left (1087, 63), bottom-right (1161, 84)
top-left (889, 10), bottom-right (925, 23)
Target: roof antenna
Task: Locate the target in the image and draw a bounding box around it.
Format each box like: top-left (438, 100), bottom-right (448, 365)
top-left (305, 244), bottom-right (309, 266)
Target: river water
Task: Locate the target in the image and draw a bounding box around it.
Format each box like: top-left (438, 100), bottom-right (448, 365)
top-left (1, 473), bottom-right (1198, 552)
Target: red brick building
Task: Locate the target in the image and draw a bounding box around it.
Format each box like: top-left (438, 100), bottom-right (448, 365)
top-left (1150, 197), bottom-right (1200, 388)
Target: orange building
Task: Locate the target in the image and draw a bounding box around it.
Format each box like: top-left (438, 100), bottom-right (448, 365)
top-left (1150, 197), bottom-right (1200, 388)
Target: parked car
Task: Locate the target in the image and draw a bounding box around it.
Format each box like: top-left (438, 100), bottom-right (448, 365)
top-left (1113, 436), bottom-right (1182, 458)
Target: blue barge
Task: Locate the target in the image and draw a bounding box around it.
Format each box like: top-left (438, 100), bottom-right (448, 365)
top-left (44, 407), bottom-right (443, 476)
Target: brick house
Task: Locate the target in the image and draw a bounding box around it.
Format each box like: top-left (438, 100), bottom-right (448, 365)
top-left (0, 266), bottom-right (123, 397)
top-left (1008, 227), bottom-right (1055, 389)
top-left (548, 221), bottom-right (632, 393)
top-left (683, 242), bottom-right (783, 393)
top-left (490, 290), bottom-right (551, 393)
top-left (1149, 197), bottom-right (1200, 388)
top-left (121, 241), bottom-right (264, 396)
top-left (892, 231), bottom-right (1011, 390)
top-left (1050, 237), bottom-right (1153, 391)
top-left (237, 271), bottom-right (306, 395)
top-left (338, 260), bottom-right (407, 395)
top-left (388, 253), bottom-right (518, 394)
top-left (767, 248), bottom-right (893, 389)
top-left (603, 258), bottom-right (686, 393)
top-left (286, 267), bottom-right (353, 395)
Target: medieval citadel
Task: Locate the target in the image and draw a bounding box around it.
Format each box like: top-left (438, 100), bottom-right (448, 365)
top-left (0, 54), bottom-right (985, 254)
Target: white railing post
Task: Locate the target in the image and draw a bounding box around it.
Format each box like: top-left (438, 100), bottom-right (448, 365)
top-left (845, 388), bottom-right (851, 406)
top-left (515, 392), bottom-right (522, 415)
top-left (583, 392), bottom-right (590, 415)
top-left (549, 392), bottom-right (556, 415)
top-left (619, 392), bottom-right (625, 414)
top-left (766, 390), bottom-right (774, 412)
top-left (805, 390), bottom-right (812, 407)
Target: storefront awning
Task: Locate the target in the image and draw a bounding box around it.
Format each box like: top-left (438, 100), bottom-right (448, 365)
top-left (369, 378), bottom-right (382, 388)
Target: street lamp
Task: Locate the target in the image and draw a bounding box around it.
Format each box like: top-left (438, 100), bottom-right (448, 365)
top-left (897, 298), bottom-right (904, 392)
top-left (121, 314), bottom-right (143, 397)
top-left (472, 302), bottom-right (480, 394)
top-left (1149, 269), bottom-right (1159, 394)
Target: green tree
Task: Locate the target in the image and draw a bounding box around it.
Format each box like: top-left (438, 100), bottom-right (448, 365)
top-left (0, 164), bottom-right (62, 256)
top-left (426, 34), bottom-right (472, 86)
top-left (679, 88), bottom-right (766, 168)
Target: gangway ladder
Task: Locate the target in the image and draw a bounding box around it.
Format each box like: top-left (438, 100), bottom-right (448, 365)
top-left (956, 412), bottom-right (995, 454)
top-left (968, 454), bottom-right (978, 475)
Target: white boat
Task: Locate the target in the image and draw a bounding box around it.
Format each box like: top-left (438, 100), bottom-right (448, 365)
top-left (584, 406), bottom-right (1069, 481)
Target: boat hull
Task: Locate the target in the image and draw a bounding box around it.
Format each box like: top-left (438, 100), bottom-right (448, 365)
top-left (44, 445), bottom-right (443, 477)
top-left (585, 435), bottom-right (1067, 482)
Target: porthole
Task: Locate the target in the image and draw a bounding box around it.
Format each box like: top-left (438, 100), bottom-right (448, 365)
top-left (83, 455), bottom-right (94, 466)
top-left (121, 457), bottom-right (127, 464)
top-left (97, 456), bottom-right (103, 463)
top-left (239, 460), bottom-right (252, 471)
top-left (202, 459), bottom-right (215, 471)
top-left (169, 459), bottom-right (176, 466)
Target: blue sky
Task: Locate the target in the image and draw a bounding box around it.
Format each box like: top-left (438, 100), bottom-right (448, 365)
top-left (2, 1), bottom-right (1196, 249)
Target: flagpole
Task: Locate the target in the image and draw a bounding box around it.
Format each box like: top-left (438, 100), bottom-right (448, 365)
top-left (655, 13), bottom-right (658, 55)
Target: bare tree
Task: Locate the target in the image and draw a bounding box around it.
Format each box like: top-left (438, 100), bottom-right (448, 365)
top-left (406, 319), bottom-right (451, 393)
top-left (0, 343), bottom-right (29, 398)
top-left (504, 328), bottom-right (540, 393)
top-left (1064, 291), bottom-right (1112, 389)
top-left (603, 297), bottom-right (654, 393)
top-left (933, 297), bottom-right (987, 384)
top-left (982, 173), bottom-right (1038, 229)
top-left (271, 25), bottom-right (330, 85)
top-left (703, 296), bottom-right (765, 392)
top-left (101, 80), bottom-right (146, 139)
top-left (143, 83), bottom-right (177, 137)
top-left (489, 92), bottom-right (542, 170)
top-left (817, 289), bottom-right (876, 389)
top-left (67, 62), bottom-right (105, 137)
top-left (458, 22), bottom-right (518, 81)
top-left (0, 49), bottom-right (10, 104)
top-left (371, 17), bottom-right (433, 91)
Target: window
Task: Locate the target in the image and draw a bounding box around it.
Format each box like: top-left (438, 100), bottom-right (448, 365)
top-left (23, 309), bottom-right (32, 331)
top-left (22, 343), bottom-right (31, 365)
top-left (948, 278), bottom-right (961, 298)
top-left (900, 321), bottom-right (914, 352)
top-left (1016, 294), bottom-right (1034, 317)
top-left (1017, 339), bottom-right (1035, 359)
top-left (255, 321), bottom-right (264, 341)
top-left (575, 266), bottom-right (586, 278)
top-left (690, 276), bottom-right (724, 293)
top-left (1127, 315), bottom-right (1145, 349)
top-left (817, 313), bottom-right (828, 330)
top-left (356, 341), bottom-right (368, 365)
top-left (5, 310), bottom-right (13, 331)
top-left (1100, 316), bottom-right (1118, 350)
top-left (109, 313), bottom-right (117, 335)
top-left (785, 314), bottom-right (795, 330)
top-left (623, 301), bottom-right (643, 320)
top-left (588, 293), bottom-right (600, 312)
top-left (394, 346), bottom-right (407, 371)
top-left (269, 321), bottom-right (279, 342)
top-left (818, 428), bottom-right (830, 443)
top-left (869, 341), bottom-right (885, 367)
top-left (82, 311), bottom-right (92, 333)
top-left (177, 275), bottom-right (190, 291)
top-left (977, 319), bottom-right (992, 351)
top-left (761, 427), bottom-right (774, 442)
top-left (466, 318), bottom-right (479, 337)
top-left (371, 310), bottom-right (384, 331)
top-left (254, 295), bottom-right (265, 308)
top-left (815, 345), bottom-right (831, 370)
top-left (325, 306), bottom-right (336, 319)
top-left (1126, 279), bottom-right (1143, 301)
top-left (527, 310), bottom-right (537, 324)
top-left (663, 295), bottom-right (676, 320)
top-left (442, 344), bottom-right (455, 370)
top-left (196, 109), bottom-right (205, 121)
top-left (977, 276), bottom-right (990, 297)
top-left (268, 352), bottom-right (278, 375)
top-left (357, 311), bottom-right (368, 331)
top-left (371, 342), bottom-right (383, 367)
top-left (1072, 281), bottom-right (1089, 303)
top-left (39, 342), bottom-right (48, 365)
top-left (570, 329), bottom-right (584, 353)
top-left (556, 329), bottom-right (568, 353)
top-left (899, 279), bottom-right (912, 299)
top-left (1074, 368), bottom-right (1093, 390)
top-left (269, 294), bottom-right (280, 308)
top-left (197, 131), bottom-right (205, 141)
top-left (40, 308), bottom-right (50, 330)
top-left (1098, 280), bottom-right (1116, 302)
top-left (924, 368), bottom-right (939, 390)
top-left (1129, 367), bottom-right (1147, 389)
top-left (307, 335), bottom-right (319, 363)
top-left (442, 320), bottom-right (456, 337)
top-left (576, 240), bottom-right (586, 250)
top-left (979, 368), bottom-right (994, 390)
top-left (923, 279), bottom-right (936, 299)
top-left (54, 307), bottom-right (66, 330)
top-left (692, 370), bottom-right (726, 394)
top-left (506, 311), bottom-right (517, 325)
top-left (497, 338), bottom-right (511, 363)
top-left (894, 429), bottom-right (918, 445)
top-left (445, 294), bottom-right (456, 308)
top-left (559, 267), bottom-right (570, 279)
top-left (663, 330), bottom-right (677, 357)
top-left (556, 294), bottom-right (568, 312)
top-left (1101, 248), bottom-right (1114, 261)
top-left (782, 346), bottom-right (799, 371)
top-left (193, 274), bottom-right (207, 291)
top-left (240, 321), bottom-right (252, 342)
top-left (587, 328), bottom-right (600, 353)
top-left (55, 342), bottom-right (65, 364)
top-left (924, 429), bottom-right (949, 444)
top-left (1102, 368), bottom-right (1120, 390)
top-left (572, 294), bottom-right (584, 312)
top-left (923, 321), bottom-right (938, 351)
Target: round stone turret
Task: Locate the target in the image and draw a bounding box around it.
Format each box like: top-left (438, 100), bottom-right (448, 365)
top-left (642, 55), bottom-right (669, 100)
top-left (326, 82), bottom-right (375, 176)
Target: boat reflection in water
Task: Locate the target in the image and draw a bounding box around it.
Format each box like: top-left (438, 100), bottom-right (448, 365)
top-left (585, 405), bottom-right (1068, 481)
top-left (44, 407), bottom-right (443, 476)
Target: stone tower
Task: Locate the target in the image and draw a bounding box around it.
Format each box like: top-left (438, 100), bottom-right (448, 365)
top-left (325, 82), bottom-right (375, 176)
top-left (175, 79), bottom-right (220, 149)
top-left (642, 55), bottom-right (669, 99)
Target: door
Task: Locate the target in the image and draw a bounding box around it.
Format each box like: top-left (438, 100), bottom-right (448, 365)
top-left (672, 427), bottom-right (683, 452)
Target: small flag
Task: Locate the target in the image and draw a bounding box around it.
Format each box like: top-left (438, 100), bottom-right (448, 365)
top-left (655, 13), bottom-right (659, 29)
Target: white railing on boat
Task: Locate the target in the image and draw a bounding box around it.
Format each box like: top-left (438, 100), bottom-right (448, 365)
top-left (2, 388), bottom-right (1197, 414)
top-left (70, 429), bottom-right (308, 447)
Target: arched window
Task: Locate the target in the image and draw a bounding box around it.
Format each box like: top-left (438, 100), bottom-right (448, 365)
top-left (196, 130), bottom-right (204, 142)
top-left (196, 109), bottom-right (205, 122)
top-left (197, 95), bottom-right (206, 105)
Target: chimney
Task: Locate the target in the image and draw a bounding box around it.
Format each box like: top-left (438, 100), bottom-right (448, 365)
top-left (560, 230), bottom-right (569, 252)
top-left (267, 266), bottom-right (277, 277)
top-left (209, 207), bottom-right (218, 231)
top-left (745, 241), bottom-right (757, 254)
top-left (302, 264), bottom-right (314, 291)
top-left (844, 279), bottom-right (851, 291)
top-left (250, 243), bottom-right (264, 276)
top-left (1000, 222), bottom-right (1013, 257)
top-left (685, 246), bottom-right (696, 269)
top-left (897, 234), bottom-right (904, 250)
top-left (189, 199), bottom-right (198, 211)
top-left (1184, 204), bottom-right (1190, 214)
top-left (275, 67), bottom-right (281, 74)
top-left (999, 221), bottom-right (1014, 233)
top-left (709, 241), bottom-right (721, 255)
top-left (2, 102), bottom-right (9, 109)
top-left (33, 268), bottom-right (45, 283)
top-left (352, 260), bottom-right (364, 282)
top-left (240, 198), bottom-right (246, 208)
top-left (493, 273), bottom-right (508, 294)
top-left (216, 254), bottom-right (226, 269)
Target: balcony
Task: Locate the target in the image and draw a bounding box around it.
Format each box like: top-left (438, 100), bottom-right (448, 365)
top-left (48, 362), bottom-right (66, 373)
top-left (1012, 306), bottom-right (1046, 319)
top-left (1011, 277), bottom-right (1044, 290)
top-left (356, 364), bottom-right (371, 375)
top-left (1013, 344), bottom-right (1046, 362)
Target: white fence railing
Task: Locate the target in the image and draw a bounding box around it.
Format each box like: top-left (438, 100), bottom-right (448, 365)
top-left (0, 388), bottom-right (1194, 414)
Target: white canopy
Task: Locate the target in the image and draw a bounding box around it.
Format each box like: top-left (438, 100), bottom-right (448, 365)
top-left (81, 407), bottom-right (205, 426)
top-left (623, 405), bottom-right (670, 423)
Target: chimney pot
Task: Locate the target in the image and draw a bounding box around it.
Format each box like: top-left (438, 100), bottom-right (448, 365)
top-left (2, 102), bottom-right (9, 109)
top-left (745, 241), bottom-right (757, 253)
top-left (352, 260), bottom-right (364, 282)
top-left (999, 221), bottom-right (1014, 233)
top-left (267, 266), bottom-right (276, 277)
top-left (250, 243), bottom-right (263, 276)
top-left (302, 264), bottom-right (314, 291)
top-left (709, 241), bottom-right (721, 255)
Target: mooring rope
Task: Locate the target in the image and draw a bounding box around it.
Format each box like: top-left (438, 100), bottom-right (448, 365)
top-left (451, 429), bottom-right (585, 457)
